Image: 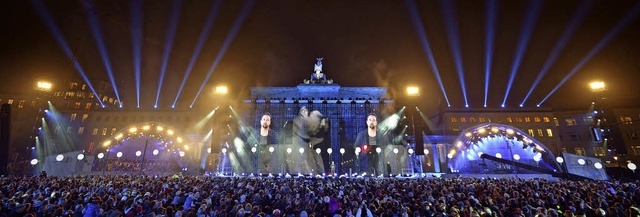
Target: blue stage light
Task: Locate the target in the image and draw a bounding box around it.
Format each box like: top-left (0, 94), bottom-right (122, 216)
top-left (484, 0), bottom-right (498, 109)
top-left (31, 0), bottom-right (105, 108)
top-left (82, 0), bottom-right (123, 107)
top-left (172, 0), bottom-right (224, 108)
top-left (155, 0), bottom-right (183, 109)
top-left (405, 0), bottom-right (451, 107)
top-left (130, 0), bottom-right (143, 108)
top-left (520, 0), bottom-right (594, 106)
top-left (439, 0), bottom-right (469, 107)
top-left (190, 0), bottom-right (257, 107)
top-left (538, 1), bottom-right (640, 106)
top-left (502, 0), bottom-right (543, 107)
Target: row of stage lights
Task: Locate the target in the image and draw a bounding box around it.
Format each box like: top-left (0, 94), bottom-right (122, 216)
top-left (456, 125), bottom-right (544, 152)
top-left (102, 123), bottom-right (188, 153)
top-left (220, 146), bottom-right (429, 156)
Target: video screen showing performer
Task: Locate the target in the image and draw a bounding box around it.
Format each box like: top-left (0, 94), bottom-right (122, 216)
top-left (354, 113), bottom-right (391, 176)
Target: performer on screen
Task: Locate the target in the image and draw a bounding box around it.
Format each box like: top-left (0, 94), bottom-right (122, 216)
top-left (354, 113), bottom-right (390, 176)
top-left (257, 112), bottom-right (278, 173)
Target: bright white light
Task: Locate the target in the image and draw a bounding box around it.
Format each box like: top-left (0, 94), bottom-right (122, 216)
top-left (251, 147), bottom-right (257, 153)
top-left (153, 149), bottom-right (159, 155)
top-left (97, 153), bottom-right (104, 159)
top-left (355, 147), bottom-right (361, 154)
top-left (135, 151), bottom-right (142, 157)
top-left (506, 129), bottom-right (514, 135)
top-left (375, 147), bottom-right (382, 154)
top-left (495, 153), bottom-right (502, 159)
top-left (269, 147), bottom-right (275, 153)
top-left (316, 148), bottom-right (321, 154)
top-left (447, 153), bottom-right (453, 159)
top-left (594, 162), bottom-right (603, 169)
top-left (578, 159), bottom-right (585, 165)
top-left (183, 145), bottom-right (189, 150)
top-left (77, 153), bottom-right (85, 161)
top-left (393, 148), bottom-right (399, 154)
top-left (533, 153), bottom-right (542, 162)
top-left (298, 147), bottom-right (304, 154)
top-left (477, 152), bottom-right (484, 157)
top-left (286, 148), bottom-right (292, 154)
top-left (340, 148), bottom-right (345, 154)
top-left (56, 154), bottom-right (64, 162)
top-left (406, 86), bottom-right (419, 96)
top-left (30, 159), bottom-right (39, 165)
top-left (407, 149), bottom-right (414, 154)
top-left (478, 128), bottom-right (486, 134)
top-left (222, 148), bottom-right (227, 154)
top-left (167, 130), bottom-right (174, 135)
top-left (142, 125), bottom-right (150, 131)
top-left (117, 152), bottom-right (123, 158)
top-left (513, 154), bottom-right (520, 161)
top-left (327, 148), bottom-right (333, 154)
top-left (103, 140), bottom-right (112, 147)
top-left (179, 151), bottom-right (185, 157)
top-left (628, 162), bottom-right (637, 171)
top-left (556, 157), bottom-right (564, 163)
top-left (177, 137), bottom-right (183, 143)
top-left (424, 149), bottom-right (429, 155)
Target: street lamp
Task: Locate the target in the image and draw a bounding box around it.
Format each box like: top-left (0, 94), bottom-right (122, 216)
top-left (406, 86), bottom-right (420, 96)
top-left (117, 152), bottom-right (123, 158)
top-left (77, 153), bottom-right (85, 161)
top-left (628, 162), bottom-right (637, 172)
top-left (56, 154), bottom-right (64, 162)
top-left (36, 81), bottom-right (52, 91)
top-left (97, 153), bottom-right (104, 159)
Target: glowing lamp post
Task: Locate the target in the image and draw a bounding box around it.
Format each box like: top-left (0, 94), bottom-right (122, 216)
top-left (327, 148), bottom-right (333, 155)
top-left (629, 162), bottom-right (637, 173)
top-left (135, 151), bottom-right (142, 157)
top-left (56, 154), bottom-right (64, 162)
top-left (578, 159), bottom-right (586, 166)
top-left (153, 149), bottom-right (159, 156)
top-left (30, 159), bottom-right (39, 166)
top-left (316, 148), bottom-right (321, 155)
top-left (269, 146), bottom-right (275, 154)
top-left (339, 148), bottom-right (345, 156)
top-left (97, 153), bottom-right (104, 159)
top-left (594, 162), bottom-right (603, 169)
top-left (77, 153), bottom-right (85, 161)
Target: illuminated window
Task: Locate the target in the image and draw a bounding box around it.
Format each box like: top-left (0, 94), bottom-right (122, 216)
top-left (82, 84), bottom-right (87, 90)
top-left (451, 117), bottom-right (457, 123)
top-left (92, 128), bottom-right (98, 135)
top-left (89, 93), bottom-right (94, 99)
top-left (525, 117), bottom-right (531, 123)
top-left (516, 117), bottom-right (523, 123)
top-left (460, 117), bottom-right (467, 123)
top-left (487, 118), bottom-right (492, 122)
top-left (70, 82), bottom-right (78, 89)
top-left (85, 103), bottom-right (92, 110)
top-left (75, 102), bottom-right (81, 109)
top-left (101, 128), bottom-right (107, 136)
top-left (565, 118), bottom-right (577, 126)
top-left (111, 128), bottom-right (117, 135)
top-left (546, 129), bottom-right (553, 137)
top-left (469, 117), bottom-right (476, 123)
top-left (574, 148), bottom-right (586, 156)
top-left (631, 146), bottom-right (640, 156)
top-left (479, 117), bottom-right (485, 123)
top-left (507, 117), bottom-right (513, 123)
top-left (30, 100), bottom-right (36, 108)
top-left (7, 99), bottom-right (13, 104)
top-left (623, 116), bottom-right (633, 124)
top-left (553, 118), bottom-right (559, 127)
top-left (537, 129), bottom-right (544, 137)
top-left (18, 100), bottom-right (25, 108)
top-left (82, 114), bottom-right (89, 122)
top-left (102, 96), bottom-right (109, 102)
top-left (595, 147), bottom-right (606, 157)
top-left (528, 129), bottom-right (535, 137)
top-left (70, 114), bottom-right (77, 121)
top-left (543, 117), bottom-right (550, 123)
top-left (78, 127), bottom-right (84, 135)
top-left (534, 117), bottom-right (541, 123)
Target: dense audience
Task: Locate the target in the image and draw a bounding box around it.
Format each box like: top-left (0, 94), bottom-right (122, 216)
top-left (1, 174), bottom-right (639, 217)
top-left (93, 159), bottom-right (181, 173)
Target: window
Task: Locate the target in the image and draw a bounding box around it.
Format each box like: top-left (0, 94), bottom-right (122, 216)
top-left (7, 99), bottom-right (13, 104)
top-left (89, 93), bottom-right (95, 99)
top-left (75, 102), bottom-right (81, 109)
top-left (565, 118), bottom-right (577, 126)
top-left (82, 84), bottom-right (87, 90)
top-left (487, 118), bottom-right (492, 122)
top-left (537, 129), bottom-right (544, 137)
top-left (18, 100), bottom-right (25, 108)
top-left (543, 117), bottom-right (550, 123)
top-left (451, 117), bottom-right (457, 123)
top-left (595, 147), bottom-right (606, 157)
top-left (574, 148), bottom-right (586, 156)
top-left (546, 129), bottom-right (553, 137)
top-left (479, 117), bottom-right (485, 123)
top-left (70, 114), bottom-right (77, 121)
top-left (622, 116), bottom-right (633, 124)
top-left (82, 114), bottom-right (89, 123)
top-left (92, 128), bottom-right (98, 135)
top-left (554, 118), bottom-right (559, 127)
top-left (85, 103), bottom-right (92, 110)
top-left (78, 127), bottom-right (84, 135)
top-left (528, 129), bottom-right (535, 137)
top-left (534, 117), bottom-right (541, 123)
top-left (516, 117), bottom-right (523, 123)
top-left (632, 146), bottom-right (640, 156)
top-left (460, 117), bottom-right (467, 123)
top-left (507, 117), bottom-right (513, 123)
top-left (101, 128), bottom-right (107, 136)
top-left (525, 117), bottom-right (531, 123)
top-left (111, 128), bottom-right (117, 135)
top-left (469, 117), bottom-right (476, 123)
top-left (30, 101), bottom-right (36, 108)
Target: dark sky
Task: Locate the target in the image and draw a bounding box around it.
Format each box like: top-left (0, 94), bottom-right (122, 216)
top-left (1, 0), bottom-right (639, 112)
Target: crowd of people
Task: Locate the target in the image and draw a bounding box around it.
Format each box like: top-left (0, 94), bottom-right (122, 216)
top-left (92, 159), bottom-right (181, 173)
top-left (2, 174), bottom-right (640, 217)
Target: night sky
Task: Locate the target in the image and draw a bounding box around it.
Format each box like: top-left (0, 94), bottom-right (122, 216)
top-left (1, 0), bottom-right (639, 112)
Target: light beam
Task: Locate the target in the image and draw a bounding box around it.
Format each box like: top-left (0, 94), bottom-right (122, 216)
top-left (439, 0), bottom-right (469, 107)
top-left (155, 0), bottom-right (183, 109)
